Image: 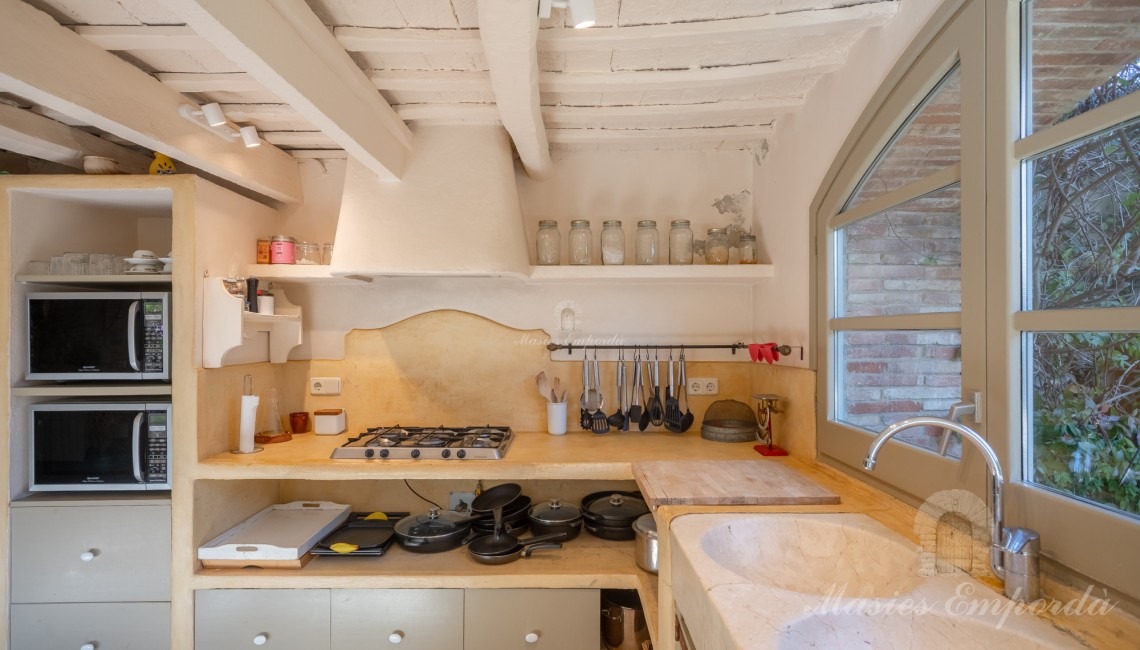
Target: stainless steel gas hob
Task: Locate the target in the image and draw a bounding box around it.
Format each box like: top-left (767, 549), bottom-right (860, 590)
top-left (330, 426), bottom-right (514, 460)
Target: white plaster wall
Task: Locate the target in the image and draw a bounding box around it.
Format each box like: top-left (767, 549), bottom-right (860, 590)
top-left (751, 0), bottom-right (944, 368)
top-left (276, 157), bottom-right (347, 248)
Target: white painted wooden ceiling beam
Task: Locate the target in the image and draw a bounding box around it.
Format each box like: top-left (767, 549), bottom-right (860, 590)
top-left (546, 125), bottom-right (774, 145)
top-left (0, 103), bottom-right (152, 173)
top-left (159, 0), bottom-right (413, 180)
top-left (388, 99), bottom-right (795, 127)
top-left (369, 58), bottom-right (840, 94)
top-left (336, 3), bottom-right (896, 53)
top-left (475, 0), bottom-right (551, 180)
top-left (0, 0), bottom-right (301, 202)
top-left (156, 72), bottom-right (267, 93)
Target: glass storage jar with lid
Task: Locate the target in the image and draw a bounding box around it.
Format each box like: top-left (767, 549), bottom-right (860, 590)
top-left (600, 220), bottom-right (625, 265)
top-left (668, 220), bottom-right (694, 265)
top-left (294, 241), bottom-right (321, 265)
top-left (635, 220), bottom-right (659, 265)
top-left (568, 220), bottom-right (593, 265)
top-left (536, 220), bottom-right (561, 265)
top-left (738, 234), bottom-right (758, 264)
top-left (705, 228), bottom-right (729, 264)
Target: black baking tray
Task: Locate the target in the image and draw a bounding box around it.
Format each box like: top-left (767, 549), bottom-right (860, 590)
top-left (311, 511), bottom-right (408, 557)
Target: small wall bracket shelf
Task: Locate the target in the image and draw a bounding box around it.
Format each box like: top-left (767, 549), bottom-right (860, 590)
top-left (203, 275), bottom-right (302, 367)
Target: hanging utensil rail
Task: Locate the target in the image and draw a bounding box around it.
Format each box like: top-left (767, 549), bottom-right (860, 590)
top-left (545, 342), bottom-right (803, 360)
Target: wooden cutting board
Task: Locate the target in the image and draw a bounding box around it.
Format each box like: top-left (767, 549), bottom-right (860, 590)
top-left (632, 460), bottom-right (839, 508)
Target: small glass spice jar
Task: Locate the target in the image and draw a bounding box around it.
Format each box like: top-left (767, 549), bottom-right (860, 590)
top-left (321, 242), bottom-right (334, 265)
top-left (600, 220), bottom-right (625, 265)
top-left (635, 220), bottom-right (659, 265)
top-left (568, 220), bottom-right (593, 265)
top-left (738, 234), bottom-right (758, 264)
top-left (269, 235), bottom-right (296, 264)
top-left (705, 228), bottom-right (729, 264)
top-left (294, 241), bottom-right (321, 265)
top-left (668, 219), bottom-right (694, 265)
top-left (536, 220), bottom-right (561, 266)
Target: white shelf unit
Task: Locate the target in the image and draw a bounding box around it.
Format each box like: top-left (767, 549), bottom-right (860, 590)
top-left (203, 276), bottom-right (302, 367)
top-left (16, 274), bottom-right (172, 285)
top-left (243, 263), bottom-right (774, 284)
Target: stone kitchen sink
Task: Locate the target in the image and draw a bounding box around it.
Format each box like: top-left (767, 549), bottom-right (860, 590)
top-left (671, 513), bottom-right (1084, 649)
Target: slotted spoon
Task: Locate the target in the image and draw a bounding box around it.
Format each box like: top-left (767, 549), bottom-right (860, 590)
top-left (591, 352), bottom-right (610, 434)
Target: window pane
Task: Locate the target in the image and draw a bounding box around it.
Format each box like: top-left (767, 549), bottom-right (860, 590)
top-left (838, 185), bottom-right (961, 317)
top-left (845, 66), bottom-right (960, 210)
top-left (1025, 0), bottom-right (1140, 134)
top-left (837, 329), bottom-right (963, 457)
top-left (1028, 332), bottom-right (1140, 518)
top-left (1026, 118), bottom-right (1140, 310)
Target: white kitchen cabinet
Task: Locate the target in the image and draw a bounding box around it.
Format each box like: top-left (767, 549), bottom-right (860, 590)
top-left (11, 602), bottom-right (171, 649)
top-left (10, 501), bottom-right (172, 603)
top-left (464, 589), bottom-right (599, 650)
top-left (332, 589), bottom-right (464, 649)
top-left (195, 589), bottom-right (332, 650)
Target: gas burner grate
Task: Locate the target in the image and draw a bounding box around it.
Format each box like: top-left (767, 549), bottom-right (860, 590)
top-left (331, 426), bottom-right (514, 460)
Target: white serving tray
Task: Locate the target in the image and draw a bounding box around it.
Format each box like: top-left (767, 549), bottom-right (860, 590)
top-left (198, 501), bottom-right (350, 568)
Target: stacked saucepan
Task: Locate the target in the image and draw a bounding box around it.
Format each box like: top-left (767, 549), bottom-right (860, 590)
top-left (581, 491), bottom-right (650, 540)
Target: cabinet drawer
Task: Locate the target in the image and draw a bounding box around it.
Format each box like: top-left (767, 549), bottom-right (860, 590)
top-left (12, 602), bottom-right (170, 649)
top-left (10, 504), bottom-right (171, 603)
top-left (465, 589), bottom-right (599, 650)
top-left (332, 589), bottom-right (463, 649)
top-left (195, 589), bottom-right (331, 650)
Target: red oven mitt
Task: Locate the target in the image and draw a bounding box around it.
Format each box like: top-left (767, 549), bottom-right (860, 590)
top-left (748, 343), bottom-right (780, 364)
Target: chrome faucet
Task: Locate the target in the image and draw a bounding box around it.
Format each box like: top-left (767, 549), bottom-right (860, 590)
top-left (864, 416), bottom-right (1041, 602)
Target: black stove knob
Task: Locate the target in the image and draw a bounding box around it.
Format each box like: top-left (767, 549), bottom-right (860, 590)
top-left (441, 449), bottom-right (451, 459)
top-left (379, 449), bottom-right (389, 459)
top-left (411, 449), bottom-right (421, 459)
top-left (364, 449), bottom-right (375, 458)
top-left (457, 449), bottom-right (466, 459)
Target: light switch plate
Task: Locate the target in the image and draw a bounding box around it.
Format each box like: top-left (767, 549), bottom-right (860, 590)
top-left (310, 377), bottom-right (342, 395)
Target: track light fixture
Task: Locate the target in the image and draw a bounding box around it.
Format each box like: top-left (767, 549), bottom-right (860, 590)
top-left (538, 0), bottom-right (596, 28)
top-left (178, 103), bottom-right (262, 147)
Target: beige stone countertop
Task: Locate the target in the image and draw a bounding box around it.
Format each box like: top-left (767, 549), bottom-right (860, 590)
top-left (193, 428), bottom-right (771, 480)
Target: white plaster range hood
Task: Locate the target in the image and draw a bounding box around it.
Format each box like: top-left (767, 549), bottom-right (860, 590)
top-left (330, 125), bottom-right (531, 279)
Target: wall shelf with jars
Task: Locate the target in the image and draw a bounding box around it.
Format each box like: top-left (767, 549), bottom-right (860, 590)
top-left (526, 264), bottom-right (773, 283)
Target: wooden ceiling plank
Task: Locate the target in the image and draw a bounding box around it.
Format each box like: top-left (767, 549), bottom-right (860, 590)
top-left (335, 26), bottom-right (482, 53)
top-left (0, 103), bottom-right (151, 172)
top-left (546, 125), bottom-right (773, 145)
top-left (540, 3), bottom-right (897, 51)
top-left (0, 0), bottom-right (301, 202)
top-left (160, 0), bottom-right (413, 180)
top-left (367, 58), bottom-right (839, 95)
top-left (475, 0), bottom-right (552, 179)
top-left (74, 25), bottom-right (212, 50)
top-left (337, 3), bottom-right (896, 53)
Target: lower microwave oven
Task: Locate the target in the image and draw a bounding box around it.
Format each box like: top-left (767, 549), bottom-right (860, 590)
top-left (29, 400), bottom-right (171, 492)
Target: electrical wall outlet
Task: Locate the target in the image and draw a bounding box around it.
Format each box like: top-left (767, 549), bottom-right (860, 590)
top-left (449, 491), bottom-right (477, 513)
top-left (309, 377), bottom-right (342, 395)
top-left (688, 377), bottom-right (719, 395)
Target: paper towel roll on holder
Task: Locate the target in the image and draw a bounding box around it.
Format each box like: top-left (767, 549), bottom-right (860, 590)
top-left (232, 374), bottom-right (264, 454)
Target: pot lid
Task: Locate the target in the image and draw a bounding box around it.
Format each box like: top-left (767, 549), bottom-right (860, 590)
top-left (586, 493), bottom-right (649, 522)
top-left (633, 513), bottom-right (658, 539)
top-left (395, 508), bottom-right (472, 539)
top-left (530, 498), bottom-right (583, 524)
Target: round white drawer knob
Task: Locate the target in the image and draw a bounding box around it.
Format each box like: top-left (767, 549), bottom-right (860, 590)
top-left (253, 633), bottom-right (268, 646)
top-left (79, 550), bottom-right (97, 562)
top-left (388, 631), bottom-right (404, 643)
top-left (80, 644), bottom-right (96, 650)
top-left (525, 631), bottom-right (540, 643)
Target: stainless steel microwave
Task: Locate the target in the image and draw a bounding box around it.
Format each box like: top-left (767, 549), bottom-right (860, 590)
top-left (26, 291), bottom-right (170, 381)
top-left (29, 400), bottom-right (172, 492)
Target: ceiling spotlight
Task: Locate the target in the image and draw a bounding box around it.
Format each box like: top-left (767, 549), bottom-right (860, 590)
top-left (538, 0), bottom-right (596, 29)
top-left (240, 125), bottom-right (261, 148)
top-left (201, 102), bottom-right (227, 127)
